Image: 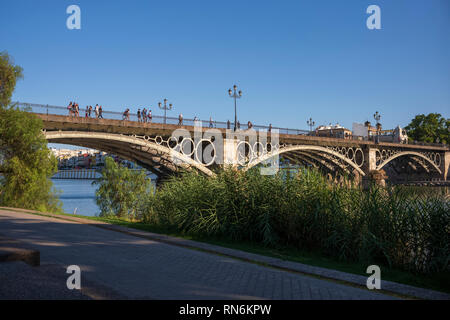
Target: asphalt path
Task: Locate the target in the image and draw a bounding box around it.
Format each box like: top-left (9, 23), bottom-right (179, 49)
top-left (0, 210), bottom-right (396, 300)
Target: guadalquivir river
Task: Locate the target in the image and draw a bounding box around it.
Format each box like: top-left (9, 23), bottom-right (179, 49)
top-left (52, 178), bottom-right (157, 217)
top-left (52, 179), bottom-right (99, 216)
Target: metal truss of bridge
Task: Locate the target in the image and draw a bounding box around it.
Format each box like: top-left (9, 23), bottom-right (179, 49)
top-left (19, 102), bottom-right (450, 184)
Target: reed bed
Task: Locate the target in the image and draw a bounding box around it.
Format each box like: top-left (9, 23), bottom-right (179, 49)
top-left (141, 168), bottom-right (449, 275)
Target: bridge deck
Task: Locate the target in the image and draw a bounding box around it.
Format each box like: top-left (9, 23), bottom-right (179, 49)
top-left (36, 113), bottom-right (449, 152)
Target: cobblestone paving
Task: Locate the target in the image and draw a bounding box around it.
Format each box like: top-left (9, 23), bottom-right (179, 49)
top-left (0, 210), bottom-right (396, 300)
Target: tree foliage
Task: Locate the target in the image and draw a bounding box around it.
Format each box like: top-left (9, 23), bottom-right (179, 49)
top-left (0, 52), bottom-right (60, 212)
top-left (93, 157), bottom-right (151, 220)
top-left (405, 113), bottom-right (449, 144)
top-left (0, 51), bottom-right (23, 107)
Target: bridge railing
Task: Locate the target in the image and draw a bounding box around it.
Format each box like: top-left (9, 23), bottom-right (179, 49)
top-left (15, 102), bottom-right (310, 136)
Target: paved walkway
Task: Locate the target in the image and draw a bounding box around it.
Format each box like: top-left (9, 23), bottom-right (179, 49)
top-left (0, 209), bottom-right (396, 300)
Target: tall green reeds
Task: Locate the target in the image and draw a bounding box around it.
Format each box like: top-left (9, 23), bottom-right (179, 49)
top-left (142, 168), bottom-right (449, 274)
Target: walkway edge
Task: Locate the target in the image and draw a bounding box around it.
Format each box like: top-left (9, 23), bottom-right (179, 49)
top-left (2, 207), bottom-right (449, 300)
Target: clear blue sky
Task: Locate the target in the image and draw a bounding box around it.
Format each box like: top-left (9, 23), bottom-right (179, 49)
top-left (2, 0), bottom-right (449, 131)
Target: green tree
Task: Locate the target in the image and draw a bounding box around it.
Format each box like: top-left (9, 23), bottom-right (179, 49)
top-left (0, 51), bottom-right (23, 107)
top-left (0, 52), bottom-right (60, 212)
top-left (405, 113), bottom-right (449, 144)
top-left (93, 157), bottom-right (151, 220)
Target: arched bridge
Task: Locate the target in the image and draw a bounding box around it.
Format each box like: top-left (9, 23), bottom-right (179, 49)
top-left (20, 102), bottom-right (450, 184)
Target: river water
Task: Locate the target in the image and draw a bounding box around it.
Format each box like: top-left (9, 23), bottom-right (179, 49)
top-left (52, 179), bottom-right (99, 216)
top-left (52, 178), bottom-right (157, 216)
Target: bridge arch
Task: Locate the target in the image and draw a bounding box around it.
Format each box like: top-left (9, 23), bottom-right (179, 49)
top-left (243, 145), bottom-right (366, 176)
top-left (44, 131), bottom-right (215, 177)
top-left (376, 151), bottom-right (442, 174)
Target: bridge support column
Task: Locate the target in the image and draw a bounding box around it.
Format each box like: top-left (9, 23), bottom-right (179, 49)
top-left (223, 138), bottom-right (239, 168)
top-left (361, 147), bottom-right (386, 189)
top-left (444, 151), bottom-right (450, 181)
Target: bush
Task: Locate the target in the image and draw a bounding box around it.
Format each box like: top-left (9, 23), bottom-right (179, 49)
top-left (93, 157), bottom-right (151, 220)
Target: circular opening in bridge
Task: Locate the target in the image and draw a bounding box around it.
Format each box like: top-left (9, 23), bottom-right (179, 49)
top-left (381, 150), bottom-right (387, 161)
top-left (435, 153), bottom-right (441, 167)
top-left (194, 139), bottom-right (216, 166)
top-left (168, 136), bottom-right (178, 149)
top-left (347, 148), bottom-right (354, 161)
top-left (354, 148), bottom-right (364, 167)
top-left (253, 142), bottom-right (265, 157)
top-left (155, 136), bottom-right (163, 145)
top-left (237, 141), bottom-right (252, 166)
top-left (375, 150), bottom-right (382, 166)
top-left (180, 138), bottom-right (195, 157)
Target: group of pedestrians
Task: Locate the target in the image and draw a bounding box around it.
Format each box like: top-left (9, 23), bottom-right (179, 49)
top-left (68, 101), bottom-right (259, 130)
top-left (67, 102), bottom-right (103, 119)
top-left (133, 108), bottom-right (153, 123)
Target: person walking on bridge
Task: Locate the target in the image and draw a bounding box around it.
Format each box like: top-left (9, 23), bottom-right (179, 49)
top-left (178, 113), bottom-right (183, 125)
top-left (147, 109), bottom-right (152, 123)
top-left (123, 108), bottom-right (130, 120)
top-left (98, 105), bottom-right (103, 119)
top-left (142, 108), bottom-right (147, 123)
top-left (95, 104), bottom-right (99, 118)
top-left (137, 109), bottom-right (142, 123)
top-left (67, 102), bottom-right (73, 116)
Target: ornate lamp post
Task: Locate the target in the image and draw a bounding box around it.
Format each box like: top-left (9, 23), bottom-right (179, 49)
top-left (158, 98), bottom-right (172, 124)
top-left (307, 117), bottom-right (315, 133)
top-left (373, 111), bottom-right (381, 143)
top-left (228, 85), bottom-right (242, 131)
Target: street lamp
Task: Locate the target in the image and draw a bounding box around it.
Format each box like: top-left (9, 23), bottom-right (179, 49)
top-left (158, 98), bottom-right (172, 124)
top-left (373, 111), bottom-right (381, 143)
top-left (307, 117), bottom-right (315, 133)
top-left (228, 85), bottom-right (242, 131)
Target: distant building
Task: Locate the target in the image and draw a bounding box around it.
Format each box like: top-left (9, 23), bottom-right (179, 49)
top-left (314, 124), bottom-right (352, 139)
top-left (352, 122), bottom-right (408, 143)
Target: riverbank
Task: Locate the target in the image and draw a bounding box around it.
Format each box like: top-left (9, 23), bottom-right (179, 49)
top-left (2, 206), bottom-right (448, 296)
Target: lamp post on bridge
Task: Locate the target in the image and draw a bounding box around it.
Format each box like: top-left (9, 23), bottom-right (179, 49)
top-left (373, 111), bottom-right (381, 143)
top-left (307, 117), bottom-right (315, 134)
top-left (158, 98), bottom-right (173, 125)
top-left (228, 85), bottom-right (242, 131)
